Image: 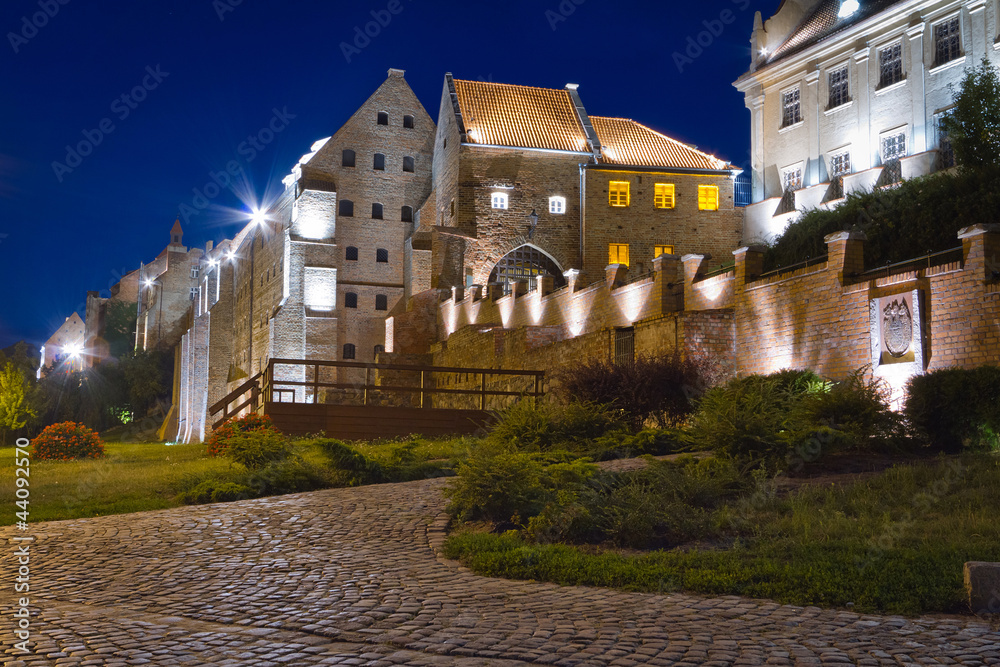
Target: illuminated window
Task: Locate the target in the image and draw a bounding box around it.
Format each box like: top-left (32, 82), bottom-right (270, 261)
top-left (654, 245), bottom-right (675, 258)
top-left (549, 196), bottom-right (566, 214)
top-left (698, 185), bottom-right (719, 211)
top-left (781, 87), bottom-right (801, 128)
top-left (608, 243), bottom-right (629, 266)
top-left (343, 343), bottom-right (356, 360)
top-left (342, 149), bottom-right (355, 168)
top-left (654, 183), bottom-right (675, 209)
top-left (881, 131), bottom-right (907, 161)
top-left (609, 181), bottom-right (630, 207)
top-left (781, 165), bottom-right (803, 192)
top-left (377, 111), bottom-right (388, 125)
top-left (403, 115), bottom-right (414, 129)
top-left (829, 151), bottom-right (852, 177)
top-left (373, 153), bottom-right (385, 170)
top-left (491, 193), bottom-right (508, 209)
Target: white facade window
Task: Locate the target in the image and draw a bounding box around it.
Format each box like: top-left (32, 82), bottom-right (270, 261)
top-left (781, 164), bottom-right (803, 192)
top-left (933, 16), bottom-right (961, 67)
top-left (189, 287), bottom-right (200, 301)
top-left (781, 87), bottom-right (801, 128)
top-left (829, 151), bottom-right (852, 177)
top-left (881, 131), bottom-right (907, 161)
top-left (878, 42), bottom-right (904, 88)
top-left (191, 266), bottom-right (199, 279)
top-left (828, 66), bottom-right (849, 109)
top-left (491, 192), bottom-right (509, 209)
top-left (548, 196), bottom-right (566, 214)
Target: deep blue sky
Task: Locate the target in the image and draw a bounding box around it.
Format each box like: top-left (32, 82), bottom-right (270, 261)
top-left (1, 0), bottom-right (776, 348)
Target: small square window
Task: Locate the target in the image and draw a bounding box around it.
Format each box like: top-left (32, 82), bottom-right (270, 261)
top-left (654, 184), bottom-right (675, 209)
top-left (403, 156), bottom-right (414, 173)
top-left (609, 181), bottom-right (630, 207)
top-left (881, 131), bottom-right (907, 161)
top-left (698, 185), bottom-right (720, 211)
top-left (377, 111), bottom-right (388, 125)
top-left (339, 199), bottom-right (354, 217)
top-left (190, 287), bottom-right (200, 300)
top-left (782, 87), bottom-right (801, 128)
top-left (376, 248), bottom-right (389, 263)
top-left (403, 115), bottom-right (414, 129)
top-left (654, 245), bottom-right (674, 258)
top-left (829, 151), bottom-right (851, 177)
top-left (608, 243), bottom-right (629, 266)
top-left (491, 193), bottom-right (508, 209)
top-left (345, 292), bottom-right (358, 308)
top-left (373, 153), bottom-right (385, 170)
top-left (345, 246), bottom-right (358, 261)
top-left (549, 196), bottom-right (566, 214)
top-left (191, 266), bottom-right (200, 279)
top-left (375, 294), bottom-right (388, 311)
top-left (781, 166), bottom-right (802, 192)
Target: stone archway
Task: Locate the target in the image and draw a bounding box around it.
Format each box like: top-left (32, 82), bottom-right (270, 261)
top-left (487, 244), bottom-right (566, 295)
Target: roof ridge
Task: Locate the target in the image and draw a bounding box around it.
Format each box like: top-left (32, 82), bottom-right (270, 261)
top-left (452, 79), bottom-right (573, 95)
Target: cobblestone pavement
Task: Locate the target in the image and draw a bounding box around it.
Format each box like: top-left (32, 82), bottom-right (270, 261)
top-left (3, 476), bottom-right (999, 666)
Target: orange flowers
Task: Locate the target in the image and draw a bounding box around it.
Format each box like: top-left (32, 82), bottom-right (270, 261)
top-left (33, 422), bottom-right (105, 460)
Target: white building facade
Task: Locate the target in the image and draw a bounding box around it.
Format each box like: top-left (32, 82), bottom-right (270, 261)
top-left (734, 0), bottom-right (991, 241)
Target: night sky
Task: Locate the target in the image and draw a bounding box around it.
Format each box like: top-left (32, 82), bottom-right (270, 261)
top-left (0, 0), bottom-right (777, 349)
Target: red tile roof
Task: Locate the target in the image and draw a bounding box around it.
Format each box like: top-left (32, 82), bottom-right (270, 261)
top-left (451, 79), bottom-right (731, 170)
top-left (591, 116), bottom-right (729, 171)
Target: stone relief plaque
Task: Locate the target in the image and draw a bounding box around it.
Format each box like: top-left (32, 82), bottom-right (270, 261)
top-left (870, 290), bottom-right (923, 367)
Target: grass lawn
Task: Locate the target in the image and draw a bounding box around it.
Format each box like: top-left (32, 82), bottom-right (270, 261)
top-left (444, 454), bottom-right (1000, 615)
top-left (0, 435), bottom-right (472, 525)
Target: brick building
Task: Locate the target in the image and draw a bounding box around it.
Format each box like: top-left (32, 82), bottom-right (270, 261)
top-left (388, 75), bottom-right (743, 355)
top-left (37, 313), bottom-right (85, 377)
top-left (83, 266), bottom-right (139, 366)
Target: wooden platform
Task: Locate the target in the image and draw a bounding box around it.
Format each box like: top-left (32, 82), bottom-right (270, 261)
top-left (265, 402), bottom-right (495, 440)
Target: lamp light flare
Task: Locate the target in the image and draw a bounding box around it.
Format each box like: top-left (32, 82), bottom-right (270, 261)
top-left (144, 279), bottom-right (154, 288)
top-left (250, 208), bottom-right (267, 226)
top-left (65, 342), bottom-right (83, 358)
top-left (838, 0), bottom-right (859, 18)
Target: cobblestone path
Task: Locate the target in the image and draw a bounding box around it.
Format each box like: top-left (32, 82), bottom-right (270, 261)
top-left (2, 477), bottom-right (999, 666)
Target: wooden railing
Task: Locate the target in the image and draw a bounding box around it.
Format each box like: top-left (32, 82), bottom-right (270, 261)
top-left (209, 359), bottom-right (544, 428)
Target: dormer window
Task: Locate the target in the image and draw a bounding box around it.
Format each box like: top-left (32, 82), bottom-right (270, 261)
top-left (491, 193), bottom-right (508, 209)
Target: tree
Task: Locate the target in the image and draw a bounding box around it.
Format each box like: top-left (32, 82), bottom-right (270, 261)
top-left (104, 300), bottom-right (137, 359)
top-left (0, 362), bottom-right (36, 443)
top-left (940, 56), bottom-right (1000, 169)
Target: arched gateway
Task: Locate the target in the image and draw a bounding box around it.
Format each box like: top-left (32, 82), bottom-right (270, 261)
top-left (488, 244), bottom-right (566, 295)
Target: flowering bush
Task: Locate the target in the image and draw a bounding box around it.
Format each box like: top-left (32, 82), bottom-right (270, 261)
top-left (32, 422), bottom-right (105, 460)
top-left (206, 413), bottom-right (279, 457)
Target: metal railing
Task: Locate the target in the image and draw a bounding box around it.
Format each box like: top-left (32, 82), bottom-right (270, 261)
top-left (755, 254), bottom-right (828, 281)
top-left (854, 246), bottom-right (963, 280)
top-left (734, 172), bottom-right (752, 208)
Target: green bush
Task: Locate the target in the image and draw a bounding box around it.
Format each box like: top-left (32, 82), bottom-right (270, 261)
top-left (224, 430), bottom-right (293, 470)
top-left (687, 370), bottom-right (823, 467)
top-left (487, 400), bottom-right (625, 453)
top-left (905, 366), bottom-right (1000, 452)
top-left (242, 458), bottom-right (325, 496)
top-left (315, 438), bottom-right (385, 485)
top-left (552, 353), bottom-right (720, 429)
top-left (444, 441), bottom-right (597, 524)
top-left (589, 427), bottom-right (690, 460)
top-left (178, 479), bottom-right (254, 504)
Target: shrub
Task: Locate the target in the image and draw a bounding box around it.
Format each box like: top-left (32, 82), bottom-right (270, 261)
top-left (788, 366), bottom-right (909, 457)
top-left (32, 421), bottom-right (105, 460)
top-left (178, 479), bottom-right (254, 504)
top-left (687, 370), bottom-right (822, 467)
top-left (224, 430), bottom-right (293, 470)
top-left (444, 441), bottom-right (597, 524)
top-left (315, 438), bottom-right (385, 486)
top-left (552, 353), bottom-right (719, 429)
top-left (905, 366), bottom-right (1000, 452)
top-left (487, 400), bottom-right (625, 452)
top-left (242, 458), bottom-right (325, 496)
top-left (589, 427), bottom-right (690, 460)
top-left (206, 413), bottom-right (279, 457)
